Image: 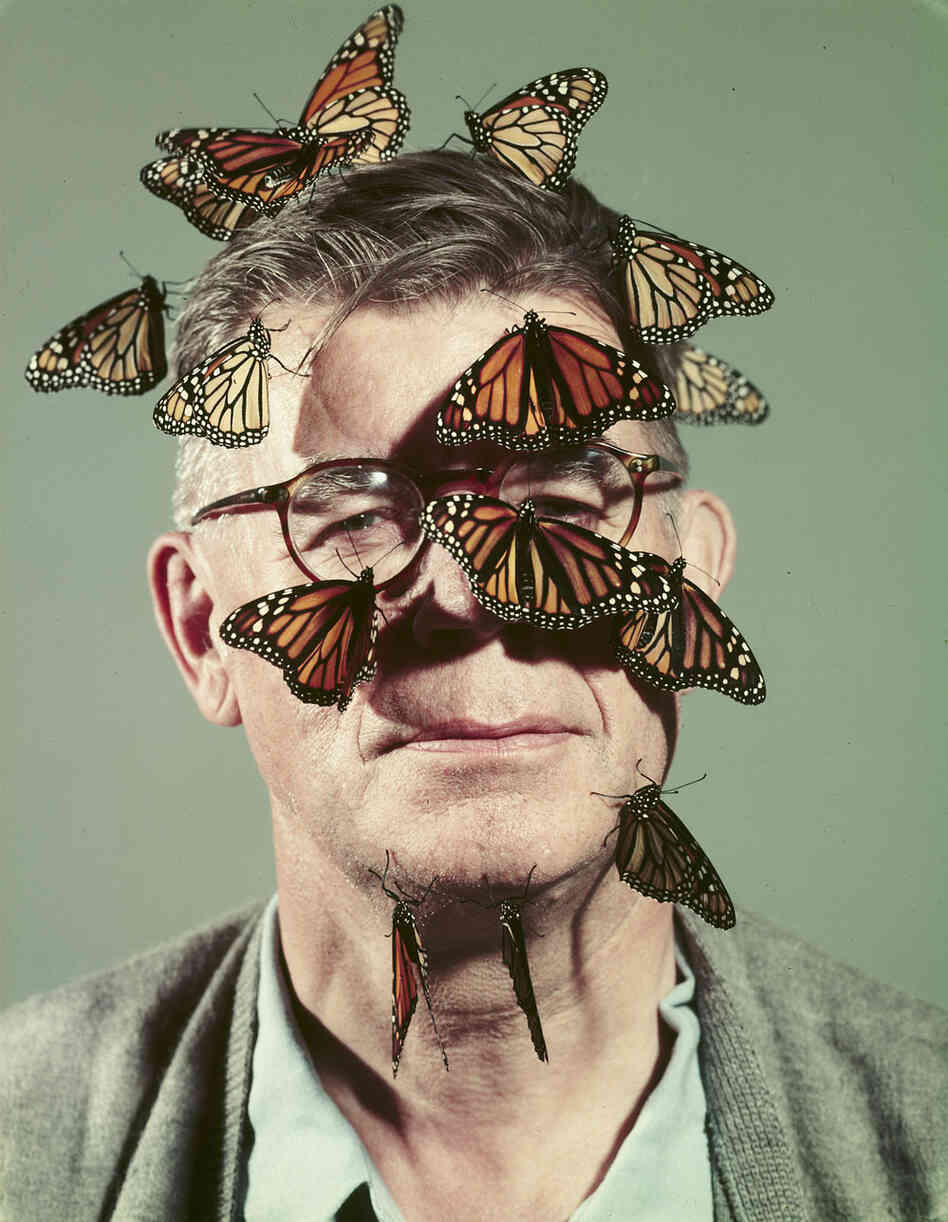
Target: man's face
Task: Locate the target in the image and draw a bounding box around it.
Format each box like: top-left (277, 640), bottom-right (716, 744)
top-left (194, 293), bottom-right (679, 890)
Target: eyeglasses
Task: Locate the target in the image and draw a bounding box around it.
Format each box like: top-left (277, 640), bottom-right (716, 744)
top-left (190, 443), bottom-right (682, 585)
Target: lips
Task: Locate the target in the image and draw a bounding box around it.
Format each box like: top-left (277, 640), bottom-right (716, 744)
top-left (379, 715), bottom-right (583, 754)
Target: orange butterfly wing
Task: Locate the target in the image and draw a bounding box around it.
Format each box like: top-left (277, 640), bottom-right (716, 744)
top-left (25, 277), bottom-right (166, 396)
top-left (436, 311), bottom-right (674, 451)
top-left (666, 344), bottom-right (769, 425)
top-left (612, 216), bottom-right (774, 343)
top-left (219, 573), bottom-right (378, 710)
top-left (140, 156), bottom-right (259, 241)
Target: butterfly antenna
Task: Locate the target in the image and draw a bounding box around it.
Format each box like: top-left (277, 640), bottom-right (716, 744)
top-left (252, 90), bottom-right (281, 126)
top-left (369, 849), bottom-right (400, 903)
top-left (590, 790), bottom-right (630, 801)
top-left (635, 758), bottom-right (661, 787)
top-left (334, 545), bottom-right (359, 581)
top-left (118, 250), bottom-right (144, 280)
top-left (521, 863), bottom-right (538, 903)
top-left (662, 771), bottom-right (709, 796)
top-left (663, 512), bottom-right (720, 588)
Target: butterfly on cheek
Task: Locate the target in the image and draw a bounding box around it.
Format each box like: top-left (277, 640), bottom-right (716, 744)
top-left (148, 6), bottom-right (409, 233)
top-left (219, 569), bottom-right (378, 711)
top-left (436, 310), bottom-right (675, 452)
top-left (369, 855), bottom-right (449, 1077)
top-left (596, 779), bottom-right (736, 929)
top-left (153, 318), bottom-right (289, 448)
top-left (611, 216), bottom-right (775, 344)
top-left (420, 493), bottom-right (679, 629)
top-left (614, 556), bottom-right (766, 705)
top-left (462, 67), bottom-right (608, 192)
top-left (25, 276), bottom-right (167, 396)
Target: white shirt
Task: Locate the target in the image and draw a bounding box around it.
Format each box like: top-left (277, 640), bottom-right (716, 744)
top-left (242, 896), bottom-right (712, 1221)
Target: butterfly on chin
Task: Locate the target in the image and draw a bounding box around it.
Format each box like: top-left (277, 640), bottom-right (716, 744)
top-left (219, 570), bottom-right (378, 711)
top-left (614, 556), bottom-right (766, 705)
top-left (596, 779), bottom-right (736, 929)
top-left (611, 216), bottom-right (774, 344)
top-left (421, 493), bottom-right (679, 630)
top-left (369, 853), bottom-right (448, 1077)
top-left (462, 67), bottom-right (608, 192)
top-left (436, 309), bottom-right (675, 453)
top-left (25, 276), bottom-right (167, 396)
top-left (146, 6), bottom-right (409, 234)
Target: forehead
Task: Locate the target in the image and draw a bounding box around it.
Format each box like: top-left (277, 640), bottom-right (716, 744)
top-left (241, 291), bottom-right (659, 487)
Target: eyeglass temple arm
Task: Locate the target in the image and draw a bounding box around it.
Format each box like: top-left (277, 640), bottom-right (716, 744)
top-left (190, 484), bottom-right (288, 526)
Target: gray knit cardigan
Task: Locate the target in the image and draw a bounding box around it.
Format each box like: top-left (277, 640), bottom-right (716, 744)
top-left (1, 904), bottom-right (945, 1221)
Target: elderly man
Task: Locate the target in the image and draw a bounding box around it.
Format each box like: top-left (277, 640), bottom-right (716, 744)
top-left (1, 152), bottom-right (944, 1221)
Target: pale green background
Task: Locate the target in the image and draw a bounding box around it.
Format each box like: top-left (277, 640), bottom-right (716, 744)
top-left (2, 0), bottom-right (946, 1009)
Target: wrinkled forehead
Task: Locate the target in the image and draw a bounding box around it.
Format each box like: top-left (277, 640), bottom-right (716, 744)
top-left (207, 290), bottom-right (655, 496)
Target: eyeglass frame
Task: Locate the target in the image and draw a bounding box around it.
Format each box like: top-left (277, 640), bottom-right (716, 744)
top-left (189, 442), bottom-right (683, 586)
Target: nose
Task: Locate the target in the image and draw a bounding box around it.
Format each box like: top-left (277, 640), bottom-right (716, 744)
top-left (394, 537), bottom-right (506, 651)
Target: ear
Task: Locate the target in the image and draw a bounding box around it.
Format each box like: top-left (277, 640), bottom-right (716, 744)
top-left (675, 488), bottom-right (737, 598)
top-left (147, 531), bottom-right (242, 727)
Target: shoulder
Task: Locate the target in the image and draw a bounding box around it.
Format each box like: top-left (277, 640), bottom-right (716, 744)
top-left (0, 903), bottom-right (264, 1218)
top-left (680, 907), bottom-right (948, 1219)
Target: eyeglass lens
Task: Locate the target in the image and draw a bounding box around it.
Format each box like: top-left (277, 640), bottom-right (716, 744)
top-left (286, 448), bottom-right (670, 582)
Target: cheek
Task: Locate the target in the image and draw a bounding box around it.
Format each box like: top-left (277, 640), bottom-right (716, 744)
top-left (580, 657), bottom-right (678, 776)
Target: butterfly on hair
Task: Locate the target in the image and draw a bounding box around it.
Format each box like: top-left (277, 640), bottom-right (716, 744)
top-left (458, 68), bottom-right (608, 192)
top-left (145, 6), bottom-right (410, 235)
top-left (369, 851), bottom-right (449, 1077)
top-left (611, 216), bottom-right (774, 344)
top-left (25, 275), bottom-right (168, 396)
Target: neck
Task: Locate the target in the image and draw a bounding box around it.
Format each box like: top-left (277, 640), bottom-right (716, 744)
top-left (273, 833), bottom-right (678, 1220)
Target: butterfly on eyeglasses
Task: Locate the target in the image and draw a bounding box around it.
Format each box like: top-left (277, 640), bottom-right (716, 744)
top-left (152, 6), bottom-right (409, 229)
top-left (596, 778), bottom-right (736, 929)
top-left (25, 276), bottom-right (167, 396)
top-left (153, 317), bottom-right (285, 447)
top-left (614, 556), bottom-right (766, 705)
top-left (370, 853), bottom-right (449, 1077)
top-left (611, 216), bottom-right (774, 344)
top-left (661, 344), bottom-right (769, 426)
top-left (421, 493), bottom-right (678, 629)
top-left (436, 310), bottom-right (675, 452)
top-left (140, 155), bottom-right (259, 242)
top-left (219, 570), bottom-right (378, 710)
top-left (462, 68), bottom-right (608, 191)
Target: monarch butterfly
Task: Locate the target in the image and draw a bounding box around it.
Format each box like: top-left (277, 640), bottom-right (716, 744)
top-left (154, 6), bottom-right (409, 223)
top-left (153, 317), bottom-right (283, 447)
top-left (219, 570), bottom-right (378, 710)
top-left (611, 216), bottom-right (774, 344)
top-left (614, 556), bottom-right (766, 705)
top-left (596, 775), bottom-right (736, 929)
top-left (24, 276), bottom-right (167, 396)
top-left (421, 493), bottom-right (678, 629)
top-left (436, 310), bottom-right (675, 451)
top-left (462, 68), bottom-right (608, 191)
top-left (660, 344), bottom-right (769, 426)
top-left (369, 853), bottom-right (448, 1077)
top-left (139, 155), bottom-right (259, 242)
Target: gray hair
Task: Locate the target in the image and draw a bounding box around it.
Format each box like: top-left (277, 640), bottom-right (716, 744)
top-left (170, 148), bottom-right (688, 528)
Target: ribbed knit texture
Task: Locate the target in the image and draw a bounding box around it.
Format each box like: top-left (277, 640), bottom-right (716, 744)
top-left (1, 904), bottom-right (945, 1221)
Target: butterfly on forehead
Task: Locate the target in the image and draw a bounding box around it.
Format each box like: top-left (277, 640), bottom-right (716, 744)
top-left (25, 275), bottom-right (167, 396)
top-left (436, 309), bottom-right (675, 452)
top-left (145, 6), bottom-right (409, 234)
top-left (421, 493), bottom-right (679, 630)
top-left (219, 569), bottom-right (378, 711)
top-left (369, 853), bottom-right (449, 1077)
top-left (614, 554), bottom-right (766, 705)
top-left (595, 766), bottom-right (735, 929)
top-left (461, 67), bottom-right (608, 191)
top-left (659, 344), bottom-right (769, 426)
top-left (611, 216), bottom-right (774, 344)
